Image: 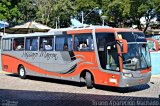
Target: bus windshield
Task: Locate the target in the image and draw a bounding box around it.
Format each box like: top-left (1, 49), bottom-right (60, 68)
top-left (118, 32), bottom-right (151, 70)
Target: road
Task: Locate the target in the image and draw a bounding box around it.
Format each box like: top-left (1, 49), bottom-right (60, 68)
top-left (0, 71), bottom-right (160, 106)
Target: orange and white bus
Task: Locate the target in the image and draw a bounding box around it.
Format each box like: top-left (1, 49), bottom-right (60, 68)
top-left (1, 26), bottom-right (158, 89)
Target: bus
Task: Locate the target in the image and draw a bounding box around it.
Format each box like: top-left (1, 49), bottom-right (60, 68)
top-left (146, 34), bottom-right (160, 51)
top-left (1, 26), bottom-right (158, 89)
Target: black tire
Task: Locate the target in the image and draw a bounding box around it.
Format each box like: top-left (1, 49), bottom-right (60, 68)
top-left (18, 65), bottom-right (26, 79)
top-left (85, 72), bottom-right (93, 89)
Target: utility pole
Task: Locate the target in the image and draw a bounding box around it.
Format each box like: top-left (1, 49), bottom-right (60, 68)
top-left (3, 20), bottom-right (6, 35)
top-left (58, 16), bottom-right (60, 28)
top-left (82, 11), bottom-right (84, 25)
top-left (81, 7), bottom-right (98, 25)
top-left (56, 19), bottom-right (58, 29)
top-left (101, 16), bottom-right (107, 26)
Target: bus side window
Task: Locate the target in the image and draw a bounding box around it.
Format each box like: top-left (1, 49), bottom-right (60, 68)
top-left (74, 34), bottom-right (94, 51)
top-left (25, 37), bottom-right (38, 51)
top-left (55, 35), bottom-right (72, 51)
top-left (13, 38), bottom-right (24, 51)
top-left (39, 36), bottom-right (54, 51)
top-left (2, 38), bottom-right (12, 51)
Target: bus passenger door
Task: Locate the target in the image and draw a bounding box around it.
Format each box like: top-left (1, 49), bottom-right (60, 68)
top-left (96, 32), bottom-right (120, 71)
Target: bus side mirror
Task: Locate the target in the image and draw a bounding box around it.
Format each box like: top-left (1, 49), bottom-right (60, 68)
top-left (116, 39), bottom-right (128, 54)
top-left (146, 38), bottom-right (159, 52)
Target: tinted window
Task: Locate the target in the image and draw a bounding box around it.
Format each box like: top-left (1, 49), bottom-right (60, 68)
top-left (96, 33), bottom-right (119, 71)
top-left (25, 37), bottom-right (38, 51)
top-left (39, 36), bottom-right (54, 51)
top-left (74, 34), bottom-right (94, 51)
top-left (118, 32), bottom-right (146, 42)
top-left (55, 35), bottom-right (72, 51)
top-left (2, 38), bottom-right (12, 51)
top-left (13, 38), bottom-right (24, 51)
top-left (96, 33), bottom-right (115, 51)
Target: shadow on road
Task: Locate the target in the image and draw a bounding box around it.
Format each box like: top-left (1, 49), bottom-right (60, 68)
top-left (6, 74), bottom-right (85, 87)
top-left (6, 74), bottom-right (151, 93)
top-left (0, 89), bottom-right (159, 106)
top-left (94, 84), bottom-right (150, 93)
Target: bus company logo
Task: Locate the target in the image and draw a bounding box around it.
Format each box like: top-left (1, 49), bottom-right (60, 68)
top-left (39, 51), bottom-right (58, 60)
top-left (22, 52), bottom-right (38, 59)
top-left (134, 34), bottom-right (145, 40)
top-left (22, 51), bottom-right (58, 60)
top-left (137, 36), bottom-right (145, 39)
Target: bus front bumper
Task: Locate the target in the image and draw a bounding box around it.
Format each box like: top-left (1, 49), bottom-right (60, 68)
top-left (119, 72), bottom-right (151, 87)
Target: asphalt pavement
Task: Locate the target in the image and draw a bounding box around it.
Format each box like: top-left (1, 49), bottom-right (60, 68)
top-left (0, 71), bottom-right (160, 106)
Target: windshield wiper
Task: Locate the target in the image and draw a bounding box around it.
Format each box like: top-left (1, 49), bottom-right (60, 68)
top-left (140, 50), bottom-right (149, 68)
top-left (134, 45), bottom-right (149, 68)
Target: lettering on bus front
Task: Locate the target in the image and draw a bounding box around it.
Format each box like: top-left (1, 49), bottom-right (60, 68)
top-left (21, 51), bottom-right (58, 60)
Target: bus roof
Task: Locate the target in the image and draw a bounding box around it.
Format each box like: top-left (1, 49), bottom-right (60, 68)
top-left (2, 26), bottom-right (142, 38)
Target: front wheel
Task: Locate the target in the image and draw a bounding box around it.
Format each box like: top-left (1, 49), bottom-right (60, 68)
top-left (85, 72), bottom-right (93, 89)
top-left (18, 65), bottom-right (26, 79)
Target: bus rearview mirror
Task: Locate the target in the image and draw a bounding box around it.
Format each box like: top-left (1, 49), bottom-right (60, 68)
top-left (116, 39), bottom-right (128, 54)
top-left (146, 38), bottom-right (159, 52)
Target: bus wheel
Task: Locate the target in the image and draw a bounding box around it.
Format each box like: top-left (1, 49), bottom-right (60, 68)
top-left (18, 65), bottom-right (26, 79)
top-left (85, 72), bottom-right (93, 89)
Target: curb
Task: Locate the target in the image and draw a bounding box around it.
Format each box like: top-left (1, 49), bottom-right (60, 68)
top-left (0, 71), bottom-right (11, 74)
top-left (151, 75), bottom-right (160, 78)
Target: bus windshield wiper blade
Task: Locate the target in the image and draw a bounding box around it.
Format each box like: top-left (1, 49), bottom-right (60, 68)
top-left (140, 51), bottom-right (149, 68)
top-left (134, 45), bottom-right (148, 68)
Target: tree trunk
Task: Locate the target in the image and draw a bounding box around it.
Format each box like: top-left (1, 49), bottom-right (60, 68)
top-left (143, 23), bottom-right (149, 34)
top-left (137, 20), bottom-right (142, 30)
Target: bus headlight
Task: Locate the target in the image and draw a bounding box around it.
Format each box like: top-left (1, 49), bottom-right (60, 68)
top-left (123, 73), bottom-right (133, 77)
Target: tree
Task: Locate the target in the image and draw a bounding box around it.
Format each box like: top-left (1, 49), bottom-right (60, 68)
top-left (102, 0), bottom-right (160, 33)
top-left (106, 0), bottom-right (124, 27)
top-left (1, 0), bottom-right (159, 29)
top-left (142, 0), bottom-right (160, 32)
top-left (34, 0), bottom-right (55, 26)
top-left (74, 0), bottom-right (101, 25)
top-left (17, 0), bottom-right (37, 23)
top-left (0, 0), bottom-right (21, 26)
top-left (51, 0), bottom-right (75, 28)
top-left (102, 0), bottom-right (131, 27)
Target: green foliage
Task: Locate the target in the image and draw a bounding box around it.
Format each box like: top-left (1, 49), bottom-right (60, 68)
top-left (74, 0), bottom-right (101, 25)
top-left (75, 0), bottom-right (98, 12)
top-left (0, 0), bottom-right (20, 23)
top-left (35, 0), bottom-right (55, 26)
top-left (102, 0), bottom-right (160, 32)
top-left (52, 0), bottom-right (76, 28)
top-left (0, 0), bottom-right (160, 30)
top-left (17, 0), bottom-right (36, 23)
top-left (0, 0), bottom-right (33, 26)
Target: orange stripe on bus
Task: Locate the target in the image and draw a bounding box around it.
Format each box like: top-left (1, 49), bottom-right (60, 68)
top-left (141, 68), bottom-right (151, 74)
top-left (2, 53), bottom-right (97, 77)
top-left (67, 29), bottom-right (92, 34)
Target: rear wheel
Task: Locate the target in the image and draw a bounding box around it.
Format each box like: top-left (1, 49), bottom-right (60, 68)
top-left (18, 65), bottom-right (26, 79)
top-left (85, 72), bottom-right (93, 89)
